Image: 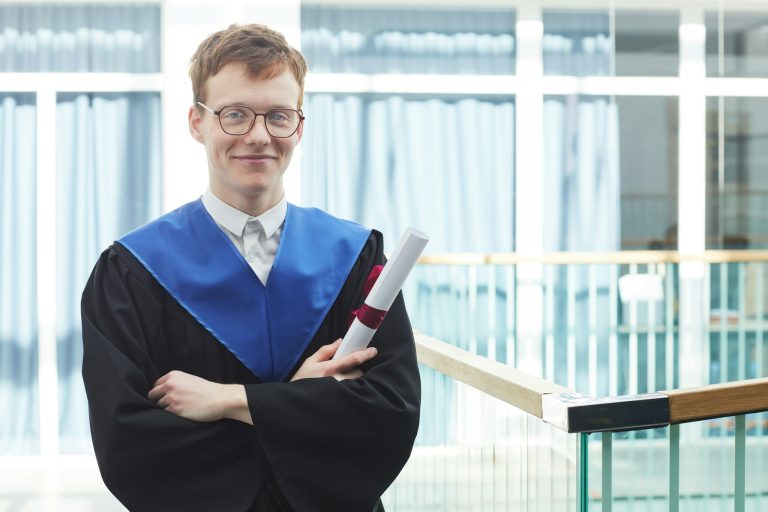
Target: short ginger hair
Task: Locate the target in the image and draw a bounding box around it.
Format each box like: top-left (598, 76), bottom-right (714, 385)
top-left (189, 23), bottom-right (308, 109)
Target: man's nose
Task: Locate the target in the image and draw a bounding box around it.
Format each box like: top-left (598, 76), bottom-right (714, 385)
top-left (243, 115), bottom-right (271, 144)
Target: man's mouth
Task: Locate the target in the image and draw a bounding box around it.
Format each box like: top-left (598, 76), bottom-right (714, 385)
top-left (234, 154), bottom-right (275, 162)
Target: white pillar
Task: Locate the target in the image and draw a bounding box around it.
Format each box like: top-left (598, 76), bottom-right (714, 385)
top-left (514, 2), bottom-right (545, 376)
top-left (677, 6), bottom-right (708, 388)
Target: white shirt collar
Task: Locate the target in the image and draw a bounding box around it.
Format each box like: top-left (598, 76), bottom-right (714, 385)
top-left (202, 189), bottom-right (287, 238)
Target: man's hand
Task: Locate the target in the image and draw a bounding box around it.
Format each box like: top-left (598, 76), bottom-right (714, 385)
top-left (148, 371), bottom-right (253, 425)
top-left (290, 339), bottom-right (377, 382)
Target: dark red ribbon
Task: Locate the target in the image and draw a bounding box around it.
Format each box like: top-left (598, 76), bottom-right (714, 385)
top-left (347, 264), bottom-right (385, 328)
top-left (356, 303), bottom-right (388, 329)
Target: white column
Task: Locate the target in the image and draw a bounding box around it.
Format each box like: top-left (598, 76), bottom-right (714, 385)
top-left (36, 87), bottom-right (59, 459)
top-left (161, 0), bottom-right (302, 212)
top-left (677, 6), bottom-right (708, 388)
top-left (514, 2), bottom-right (545, 376)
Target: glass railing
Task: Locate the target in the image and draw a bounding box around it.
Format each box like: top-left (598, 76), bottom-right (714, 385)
top-left (580, 381), bottom-right (768, 511)
top-left (404, 251), bottom-right (768, 397)
top-left (388, 333), bottom-right (768, 511)
top-left (383, 334), bottom-right (580, 511)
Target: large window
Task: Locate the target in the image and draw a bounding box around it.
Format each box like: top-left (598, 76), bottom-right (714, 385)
top-left (301, 5), bottom-right (516, 252)
top-left (0, 4), bottom-right (163, 457)
top-left (302, 5), bottom-right (515, 75)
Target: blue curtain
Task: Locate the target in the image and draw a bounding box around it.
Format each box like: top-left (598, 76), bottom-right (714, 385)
top-left (0, 5), bottom-right (161, 72)
top-left (303, 94), bottom-right (515, 253)
top-left (301, 5), bottom-right (518, 448)
top-left (301, 5), bottom-right (516, 74)
top-left (543, 96), bottom-right (620, 395)
top-left (56, 92), bottom-right (162, 453)
top-left (542, 11), bottom-right (611, 76)
top-left (0, 94), bottom-right (38, 455)
top-left (302, 94), bottom-right (515, 445)
top-left (1, 5), bottom-right (163, 455)
top-left (543, 96), bottom-right (619, 253)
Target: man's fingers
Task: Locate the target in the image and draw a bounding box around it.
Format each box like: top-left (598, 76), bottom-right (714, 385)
top-left (329, 346), bottom-right (377, 374)
top-left (153, 372), bottom-right (170, 388)
top-left (147, 383), bottom-right (166, 402)
top-left (333, 369), bottom-right (363, 381)
top-left (311, 339), bottom-right (342, 361)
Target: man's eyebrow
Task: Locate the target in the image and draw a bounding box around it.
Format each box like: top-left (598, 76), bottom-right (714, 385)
top-left (220, 102), bottom-right (297, 109)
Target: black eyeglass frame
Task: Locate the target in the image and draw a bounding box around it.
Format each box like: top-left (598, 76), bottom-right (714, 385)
top-left (196, 101), bottom-right (305, 138)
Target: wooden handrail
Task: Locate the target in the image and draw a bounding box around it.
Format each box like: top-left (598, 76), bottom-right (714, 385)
top-left (414, 332), bottom-right (768, 433)
top-left (414, 332), bottom-right (568, 418)
top-left (417, 250), bottom-right (768, 266)
top-left (665, 377), bottom-right (768, 424)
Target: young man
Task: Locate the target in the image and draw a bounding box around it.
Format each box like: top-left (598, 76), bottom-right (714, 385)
top-left (82, 24), bottom-right (420, 512)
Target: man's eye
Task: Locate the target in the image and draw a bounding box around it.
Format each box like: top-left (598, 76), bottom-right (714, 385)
top-left (223, 109), bottom-right (248, 120)
top-left (268, 111), bottom-right (290, 122)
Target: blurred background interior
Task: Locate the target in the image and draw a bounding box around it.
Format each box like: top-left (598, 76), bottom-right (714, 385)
top-left (2, 0), bottom-right (768, 510)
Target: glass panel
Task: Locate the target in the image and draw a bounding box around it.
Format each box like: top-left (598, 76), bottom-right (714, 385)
top-left (543, 10), bottom-right (610, 76)
top-left (302, 94), bottom-right (515, 253)
top-left (745, 412), bottom-right (768, 511)
top-left (543, 95), bottom-right (678, 251)
top-left (404, 265), bottom-right (515, 368)
top-left (56, 92), bottom-right (163, 454)
top-left (543, 9), bottom-right (678, 77)
top-left (590, 428), bottom-right (671, 511)
top-left (301, 6), bottom-right (515, 74)
top-left (679, 419), bottom-right (735, 511)
top-left (0, 93), bottom-right (38, 455)
top-left (706, 12), bottom-right (768, 77)
top-left (708, 261), bottom-right (768, 388)
top-left (618, 96), bottom-right (679, 250)
top-left (543, 95), bottom-right (619, 251)
top-left (410, 260), bottom-right (678, 399)
top-left (0, 5), bottom-right (161, 72)
top-left (706, 97), bottom-right (768, 250)
top-left (587, 417), bottom-right (767, 511)
top-left (383, 366), bottom-right (578, 510)
top-left (615, 10), bottom-right (679, 77)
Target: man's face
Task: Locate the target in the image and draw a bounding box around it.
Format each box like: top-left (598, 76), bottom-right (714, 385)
top-left (189, 62), bottom-right (303, 209)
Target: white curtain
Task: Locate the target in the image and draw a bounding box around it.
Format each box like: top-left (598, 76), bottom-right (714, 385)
top-left (0, 94), bottom-right (38, 454)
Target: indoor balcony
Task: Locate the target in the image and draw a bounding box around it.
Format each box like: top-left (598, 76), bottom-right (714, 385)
top-left (382, 250), bottom-right (768, 511)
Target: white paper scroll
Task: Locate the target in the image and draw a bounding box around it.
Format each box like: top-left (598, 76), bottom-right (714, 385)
top-left (333, 227), bottom-right (429, 360)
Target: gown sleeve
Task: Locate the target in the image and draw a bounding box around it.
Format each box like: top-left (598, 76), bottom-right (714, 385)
top-left (81, 246), bottom-right (265, 512)
top-left (244, 231), bottom-right (421, 512)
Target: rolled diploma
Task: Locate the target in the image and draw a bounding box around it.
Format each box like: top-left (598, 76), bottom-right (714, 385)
top-left (333, 227), bottom-right (429, 359)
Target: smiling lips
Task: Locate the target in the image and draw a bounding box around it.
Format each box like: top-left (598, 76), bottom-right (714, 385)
top-left (234, 154), bottom-right (276, 163)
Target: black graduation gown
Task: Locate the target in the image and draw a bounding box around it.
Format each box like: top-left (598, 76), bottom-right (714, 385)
top-left (81, 231), bottom-right (421, 512)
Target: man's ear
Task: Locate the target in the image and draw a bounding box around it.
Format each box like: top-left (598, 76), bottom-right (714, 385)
top-left (188, 105), bottom-right (205, 144)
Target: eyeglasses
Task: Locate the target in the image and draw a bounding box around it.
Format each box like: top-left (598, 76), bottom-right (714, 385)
top-left (196, 102), bottom-right (304, 138)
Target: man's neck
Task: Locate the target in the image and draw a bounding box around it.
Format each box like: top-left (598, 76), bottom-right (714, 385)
top-left (210, 186), bottom-right (283, 217)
